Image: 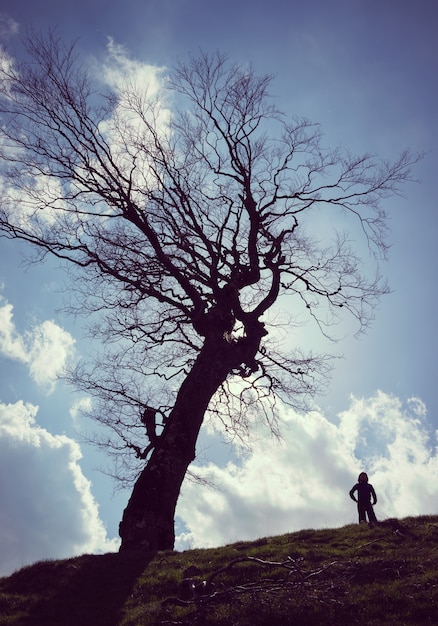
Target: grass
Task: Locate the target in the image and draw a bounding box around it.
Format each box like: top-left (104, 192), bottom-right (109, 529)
top-left (1, 516), bottom-right (438, 625)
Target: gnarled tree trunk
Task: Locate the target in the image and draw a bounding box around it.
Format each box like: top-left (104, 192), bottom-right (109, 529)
top-left (119, 319), bottom-right (265, 551)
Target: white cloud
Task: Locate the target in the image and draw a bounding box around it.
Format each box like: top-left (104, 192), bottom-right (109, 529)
top-left (102, 38), bottom-right (165, 96)
top-left (0, 168), bottom-right (68, 235)
top-left (0, 298), bottom-right (75, 394)
top-left (0, 300), bottom-right (28, 361)
top-left (69, 396), bottom-right (93, 427)
top-left (341, 392), bottom-right (438, 518)
top-left (93, 40), bottom-right (171, 205)
top-left (0, 400), bottom-right (119, 576)
top-left (176, 391), bottom-right (438, 550)
top-left (26, 320), bottom-right (75, 392)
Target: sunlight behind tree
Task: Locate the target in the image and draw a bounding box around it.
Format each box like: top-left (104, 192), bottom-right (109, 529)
top-left (0, 32), bottom-right (420, 551)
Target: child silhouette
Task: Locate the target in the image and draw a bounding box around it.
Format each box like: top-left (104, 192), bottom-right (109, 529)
top-left (349, 472), bottom-right (378, 525)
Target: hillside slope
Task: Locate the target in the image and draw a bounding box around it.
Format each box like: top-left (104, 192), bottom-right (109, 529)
top-left (1, 516), bottom-right (438, 625)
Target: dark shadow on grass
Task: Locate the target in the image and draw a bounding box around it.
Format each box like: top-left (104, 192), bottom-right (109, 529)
top-left (2, 550), bottom-right (155, 626)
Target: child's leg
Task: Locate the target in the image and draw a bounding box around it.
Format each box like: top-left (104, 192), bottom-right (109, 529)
top-left (367, 504), bottom-right (377, 523)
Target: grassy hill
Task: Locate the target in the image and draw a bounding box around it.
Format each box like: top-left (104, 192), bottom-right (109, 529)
top-left (1, 515), bottom-right (438, 625)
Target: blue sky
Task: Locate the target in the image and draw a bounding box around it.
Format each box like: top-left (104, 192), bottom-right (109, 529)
top-left (0, 0), bottom-right (437, 575)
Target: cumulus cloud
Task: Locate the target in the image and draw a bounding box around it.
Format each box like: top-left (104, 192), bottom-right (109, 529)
top-left (343, 392), bottom-right (438, 518)
top-left (175, 391), bottom-right (438, 550)
top-left (0, 400), bottom-right (119, 576)
top-left (0, 298), bottom-right (75, 394)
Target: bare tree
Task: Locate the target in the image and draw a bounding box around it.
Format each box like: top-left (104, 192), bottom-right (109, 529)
top-left (0, 33), bottom-right (418, 552)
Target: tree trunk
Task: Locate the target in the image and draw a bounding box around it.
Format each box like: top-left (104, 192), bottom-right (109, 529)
top-left (119, 323), bottom-right (263, 552)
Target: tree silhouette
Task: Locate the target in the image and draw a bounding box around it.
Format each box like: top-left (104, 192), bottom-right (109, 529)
top-left (0, 33), bottom-right (418, 551)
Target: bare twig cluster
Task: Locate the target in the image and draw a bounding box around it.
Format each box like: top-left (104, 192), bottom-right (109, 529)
top-left (161, 555), bottom-right (340, 624)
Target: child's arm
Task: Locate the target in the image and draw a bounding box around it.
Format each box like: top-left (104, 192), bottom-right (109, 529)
top-left (349, 485), bottom-right (358, 501)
